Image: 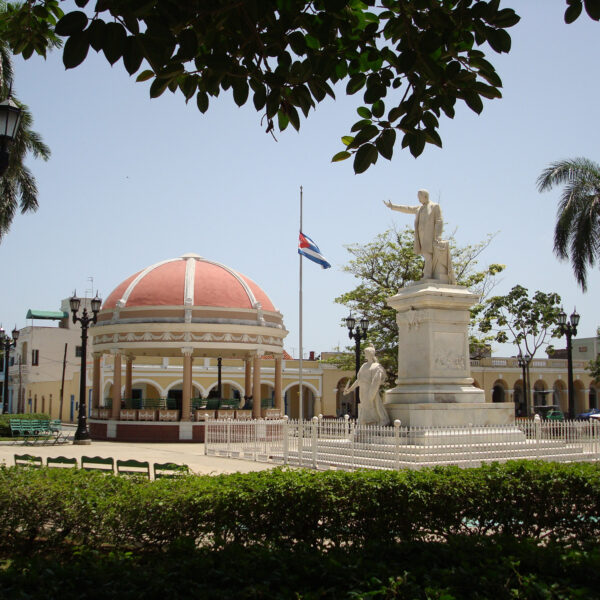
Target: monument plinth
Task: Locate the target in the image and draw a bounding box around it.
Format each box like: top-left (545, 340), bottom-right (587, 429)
top-left (384, 281), bottom-right (515, 427)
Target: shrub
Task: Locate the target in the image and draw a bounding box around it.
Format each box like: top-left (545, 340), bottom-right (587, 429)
top-left (0, 461), bottom-right (598, 556)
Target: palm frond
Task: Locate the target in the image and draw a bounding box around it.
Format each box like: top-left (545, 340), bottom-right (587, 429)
top-left (540, 156), bottom-right (600, 291)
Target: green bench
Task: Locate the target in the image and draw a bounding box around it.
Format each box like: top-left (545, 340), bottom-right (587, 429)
top-left (153, 462), bottom-right (190, 479)
top-left (14, 453), bottom-right (43, 468)
top-left (116, 459), bottom-right (150, 478)
top-left (47, 455), bottom-right (78, 469)
top-left (81, 455), bottom-right (115, 474)
top-left (9, 419), bottom-right (69, 445)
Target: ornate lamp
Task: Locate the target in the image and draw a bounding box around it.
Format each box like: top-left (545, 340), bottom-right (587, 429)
top-left (0, 98), bottom-right (23, 176)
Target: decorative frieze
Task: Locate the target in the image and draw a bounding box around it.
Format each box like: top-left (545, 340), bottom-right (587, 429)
top-left (94, 331), bottom-right (283, 345)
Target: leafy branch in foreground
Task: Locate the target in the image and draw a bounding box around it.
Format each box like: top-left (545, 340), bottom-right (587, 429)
top-left (0, 0), bottom-right (521, 174)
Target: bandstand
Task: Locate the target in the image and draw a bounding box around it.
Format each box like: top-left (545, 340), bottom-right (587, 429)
top-left (88, 253), bottom-right (288, 442)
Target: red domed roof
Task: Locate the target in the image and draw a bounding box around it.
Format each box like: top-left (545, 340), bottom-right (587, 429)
top-left (103, 254), bottom-right (276, 312)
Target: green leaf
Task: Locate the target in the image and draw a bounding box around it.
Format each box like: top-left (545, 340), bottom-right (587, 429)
top-left (277, 110), bottom-right (289, 131)
top-left (196, 91), bottom-right (209, 113)
top-left (123, 37), bottom-right (143, 75)
top-left (584, 0), bottom-right (600, 20)
top-left (136, 69), bottom-right (154, 82)
top-left (341, 136), bottom-right (354, 146)
top-left (346, 74), bottom-right (366, 95)
top-left (565, 2), bottom-right (583, 22)
top-left (180, 75), bottom-right (198, 101)
top-left (486, 28), bottom-right (511, 53)
top-left (149, 77), bottom-right (169, 98)
top-left (101, 22), bottom-right (126, 65)
top-left (286, 105), bottom-right (300, 131)
top-left (305, 34), bottom-right (320, 50)
top-left (357, 106), bottom-right (371, 119)
top-left (371, 100), bottom-right (385, 119)
top-left (331, 151), bottom-right (351, 163)
top-left (87, 19), bottom-right (106, 52)
top-left (252, 84), bottom-right (267, 111)
top-left (375, 129), bottom-right (395, 160)
top-left (63, 32), bottom-right (90, 69)
top-left (55, 11), bottom-right (88, 36)
top-left (353, 143), bottom-right (378, 174)
top-left (463, 90), bottom-right (484, 114)
top-left (232, 80), bottom-right (249, 107)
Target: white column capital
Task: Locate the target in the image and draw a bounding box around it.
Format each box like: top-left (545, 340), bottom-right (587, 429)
top-left (181, 347), bottom-right (194, 356)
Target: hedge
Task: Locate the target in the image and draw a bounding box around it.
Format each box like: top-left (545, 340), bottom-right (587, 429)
top-left (0, 413), bottom-right (50, 437)
top-left (1, 460), bottom-right (599, 554)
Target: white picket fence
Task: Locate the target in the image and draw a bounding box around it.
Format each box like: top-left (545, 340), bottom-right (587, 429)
top-left (204, 415), bottom-right (600, 470)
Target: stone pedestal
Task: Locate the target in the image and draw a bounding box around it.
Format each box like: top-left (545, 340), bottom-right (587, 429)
top-left (384, 281), bottom-right (515, 426)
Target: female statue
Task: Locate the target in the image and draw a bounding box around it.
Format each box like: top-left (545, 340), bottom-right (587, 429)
top-left (344, 346), bottom-right (389, 426)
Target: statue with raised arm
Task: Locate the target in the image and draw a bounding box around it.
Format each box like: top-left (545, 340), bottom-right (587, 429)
top-left (384, 189), bottom-right (455, 284)
top-left (344, 346), bottom-right (390, 426)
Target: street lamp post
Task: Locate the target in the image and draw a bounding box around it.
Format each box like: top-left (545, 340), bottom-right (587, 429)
top-left (517, 352), bottom-right (531, 417)
top-left (0, 326), bottom-right (20, 414)
top-left (345, 315), bottom-right (369, 407)
top-left (70, 293), bottom-right (102, 445)
top-left (0, 97), bottom-right (23, 176)
top-left (557, 307), bottom-right (580, 419)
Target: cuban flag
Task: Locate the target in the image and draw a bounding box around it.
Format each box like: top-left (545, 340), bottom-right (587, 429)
top-left (298, 232), bottom-right (331, 269)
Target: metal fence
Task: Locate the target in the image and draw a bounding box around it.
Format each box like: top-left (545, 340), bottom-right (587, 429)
top-left (204, 415), bottom-right (600, 470)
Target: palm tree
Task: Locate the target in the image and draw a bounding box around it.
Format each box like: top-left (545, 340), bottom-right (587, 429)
top-left (537, 157), bottom-right (600, 291)
top-left (0, 39), bottom-right (50, 241)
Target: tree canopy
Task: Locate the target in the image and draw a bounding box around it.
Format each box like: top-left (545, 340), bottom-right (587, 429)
top-left (329, 226), bottom-right (504, 383)
top-left (476, 284), bottom-right (562, 359)
top-left (2, 0), bottom-right (588, 174)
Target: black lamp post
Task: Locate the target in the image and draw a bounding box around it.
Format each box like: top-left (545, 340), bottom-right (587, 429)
top-left (517, 352), bottom-right (531, 416)
top-left (1, 326), bottom-right (19, 414)
top-left (557, 307), bottom-right (580, 419)
top-left (0, 98), bottom-right (23, 177)
top-left (345, 314), bottom-right (369, 406)
top-left (70, 293), bottom-right (102, 444)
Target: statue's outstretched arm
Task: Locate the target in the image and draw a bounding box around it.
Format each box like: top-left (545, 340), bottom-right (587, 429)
top-left (383, 199), bottom-right (418, 214)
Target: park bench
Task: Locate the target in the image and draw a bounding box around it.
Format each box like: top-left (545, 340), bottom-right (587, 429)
top-left (153, 462), bottom-right (190, 479)
top-left (9, 419), bottom-right (50, 445)
top-left (81, 455), bottom-right (115, 474)
top-left (47, 456), bottom-right (78, 469)
top-left (14, 453), bottom-right (43, 468)
top-left (116, 459), bottom-right (150, 478)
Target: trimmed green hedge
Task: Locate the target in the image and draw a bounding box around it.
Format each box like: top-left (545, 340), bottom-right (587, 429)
top-left (0, 460), bottom-right (599, 554)
top-left (1, 539), bottom-right (599, 599)
top-left (0, 413), bottom-right (50, 437)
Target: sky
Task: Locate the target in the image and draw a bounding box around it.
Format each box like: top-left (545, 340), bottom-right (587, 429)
top-left (1, 1), bottom-right (599, 359)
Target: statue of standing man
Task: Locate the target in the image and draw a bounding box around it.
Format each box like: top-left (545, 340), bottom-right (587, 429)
top-left (384, 189), bottom-right (455, 284)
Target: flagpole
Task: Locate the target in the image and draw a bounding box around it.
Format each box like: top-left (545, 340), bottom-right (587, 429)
top-left (299, 185), bottom-right (304, 423)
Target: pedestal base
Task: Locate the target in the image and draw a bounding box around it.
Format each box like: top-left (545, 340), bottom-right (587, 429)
top-left (384, 400), bottom-right (516, 427)
top-left (385, 382), bottom-right (485, 405)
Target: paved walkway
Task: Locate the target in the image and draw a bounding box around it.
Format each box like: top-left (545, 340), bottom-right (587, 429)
top-left (0, 426), bottom-right (275, 476)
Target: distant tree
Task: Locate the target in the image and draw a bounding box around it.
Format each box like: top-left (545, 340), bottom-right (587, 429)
top-left (537, 157), bottom-right (600, 292)
top-left (0, 3), bottom-right (52, 240)
top-left (328, 226), bottom-right (504, 384)
top-left (586, 355), bottom-right (600, 384)
top-left (476, 285), bottom-right (562, 360)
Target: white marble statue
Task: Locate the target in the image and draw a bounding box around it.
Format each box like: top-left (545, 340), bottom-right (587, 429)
top-left (344, 346), bottom-right (390, 426)
top-left (384, 189), bottom-right (455, 284)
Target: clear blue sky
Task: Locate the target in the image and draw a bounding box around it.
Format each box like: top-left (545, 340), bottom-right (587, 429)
top-left (2, 1), bottom-right (599, 359)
